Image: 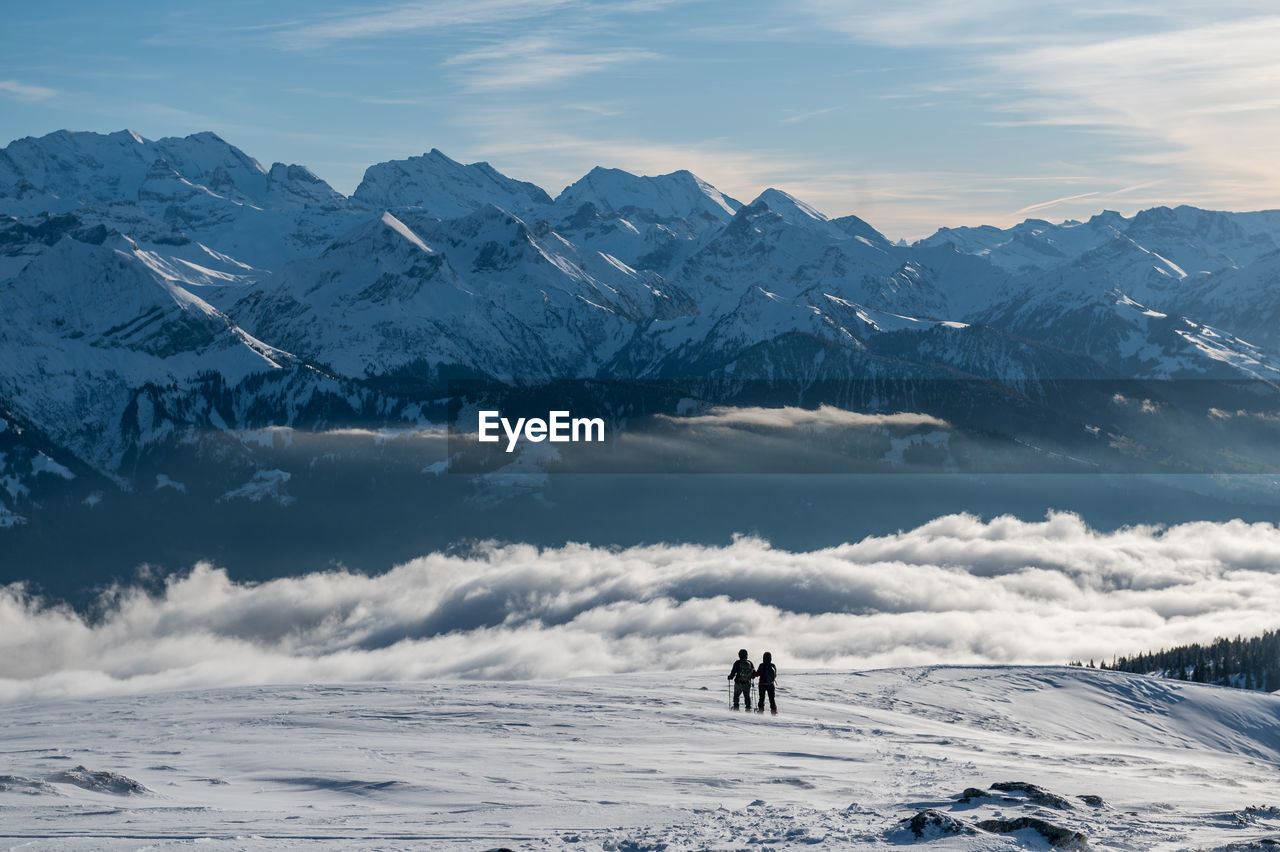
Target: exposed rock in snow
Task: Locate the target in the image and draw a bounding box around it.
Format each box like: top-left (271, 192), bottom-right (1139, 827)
top-left (988, 780), bottom-right (1074, 810)
top-left (973, 816), bottom-right (1087, 847)
top-left (894, 809), bottom-right (975, 839)
top-left (47, 766), bottom-right (150, 796)
top-left (0, 774), bottom-right (61, 795)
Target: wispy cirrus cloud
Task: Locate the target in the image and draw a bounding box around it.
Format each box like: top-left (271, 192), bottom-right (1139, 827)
top-left (1010, 180), bottom-right (1167, 218)
top-left (0, 80), bottom-right (58, 101)
top-left (800, 0), bottom-right (1280, 215)
top-left (275, 0), bottom-right (579, 50)
top-left (1012, 191), bottom-right (1102, 217)
top-left (779, 106), bottom-right (839, 125)
top-left (992, 16), bottom-right (1280, 206)
top-left (799, 0), bottom-right (1221, 49)
top-left (444, 35), bottom-right (660, 92)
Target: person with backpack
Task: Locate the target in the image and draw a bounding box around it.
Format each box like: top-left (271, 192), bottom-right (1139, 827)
top-left (727, 649), bottom-right (754, 710)
top-left (756, 651), bottom-right (777, 714)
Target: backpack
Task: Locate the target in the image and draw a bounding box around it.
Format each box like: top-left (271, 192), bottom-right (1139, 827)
top-left (758, 663), bottom-right (777, 685)
top-left (735, 659), bottom-right (754, 683)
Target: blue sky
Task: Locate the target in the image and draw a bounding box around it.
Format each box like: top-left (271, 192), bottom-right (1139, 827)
top-left (2, 1), bottom-right (1277, 238)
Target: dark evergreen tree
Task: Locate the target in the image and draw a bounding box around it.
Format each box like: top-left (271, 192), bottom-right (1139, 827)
top-left (1097, 629), bottom-right (1280, 692)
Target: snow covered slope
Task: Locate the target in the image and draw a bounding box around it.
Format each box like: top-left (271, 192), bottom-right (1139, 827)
top-left (238, 206), bottom-right (665, 380)
top-left (1, 666), bottom-right (1277, 849)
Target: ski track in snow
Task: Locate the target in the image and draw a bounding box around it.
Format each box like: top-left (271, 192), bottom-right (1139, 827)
top-left (1, 666), bottom-right (1278, 850)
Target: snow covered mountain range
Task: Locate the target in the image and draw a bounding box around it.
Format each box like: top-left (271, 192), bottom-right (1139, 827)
top-left (5, 129), bottom-right (1280, 533)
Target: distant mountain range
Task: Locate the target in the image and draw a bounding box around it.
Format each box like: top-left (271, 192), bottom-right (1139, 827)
top-left (4, 129), bottom-right (1280, 546)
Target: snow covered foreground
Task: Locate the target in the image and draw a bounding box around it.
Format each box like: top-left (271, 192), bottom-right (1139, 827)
top-left (2, 666), bottom-right (1278, 850)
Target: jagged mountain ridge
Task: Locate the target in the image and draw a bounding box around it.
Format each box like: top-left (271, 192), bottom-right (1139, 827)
top-left (4, 128), bottom-right (1280, 524)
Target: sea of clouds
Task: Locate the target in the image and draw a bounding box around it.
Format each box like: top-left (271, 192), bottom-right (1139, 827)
top-left (3, 511), bottom-right (1280, 702)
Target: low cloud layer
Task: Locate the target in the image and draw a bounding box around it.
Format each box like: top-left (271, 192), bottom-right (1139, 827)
top-left (4, 511), bottom-right (1280, 702)
top-left (657, 405), bottom-right (949, 430)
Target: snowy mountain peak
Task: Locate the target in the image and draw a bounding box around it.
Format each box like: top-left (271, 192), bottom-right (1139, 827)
top-left (0, 129), bottom-right (275, 207)
top-left (737, 188), bottom-right (851, 241)
top-left (148, 132), bottom-right (270, 202)
top-left (265, 162), bottom-right (345, 207)
top-left (831, 212), bottom-right (892, 248)
top-left (750, 187), bottom-right (828, 222)
top-left (163, 131), bottom-right (265, 172)
top-left (267, 162), bottom-right (318, 182)
top-left (555, 166), bottom-right (741, 223)
top-left (1087, 209), bottom-right (1126, 228)
top-left (351, 149), bottom-right (552, 219)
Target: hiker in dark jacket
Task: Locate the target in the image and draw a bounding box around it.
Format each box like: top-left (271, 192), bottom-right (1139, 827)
top-left (756, 651), bottom-right (777, 714)
top-left (727, 648), bottom-right (755, 710)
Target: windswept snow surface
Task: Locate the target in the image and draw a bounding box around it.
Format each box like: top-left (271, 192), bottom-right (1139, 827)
top-left (1, 667), bottom-right (1278, 850)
